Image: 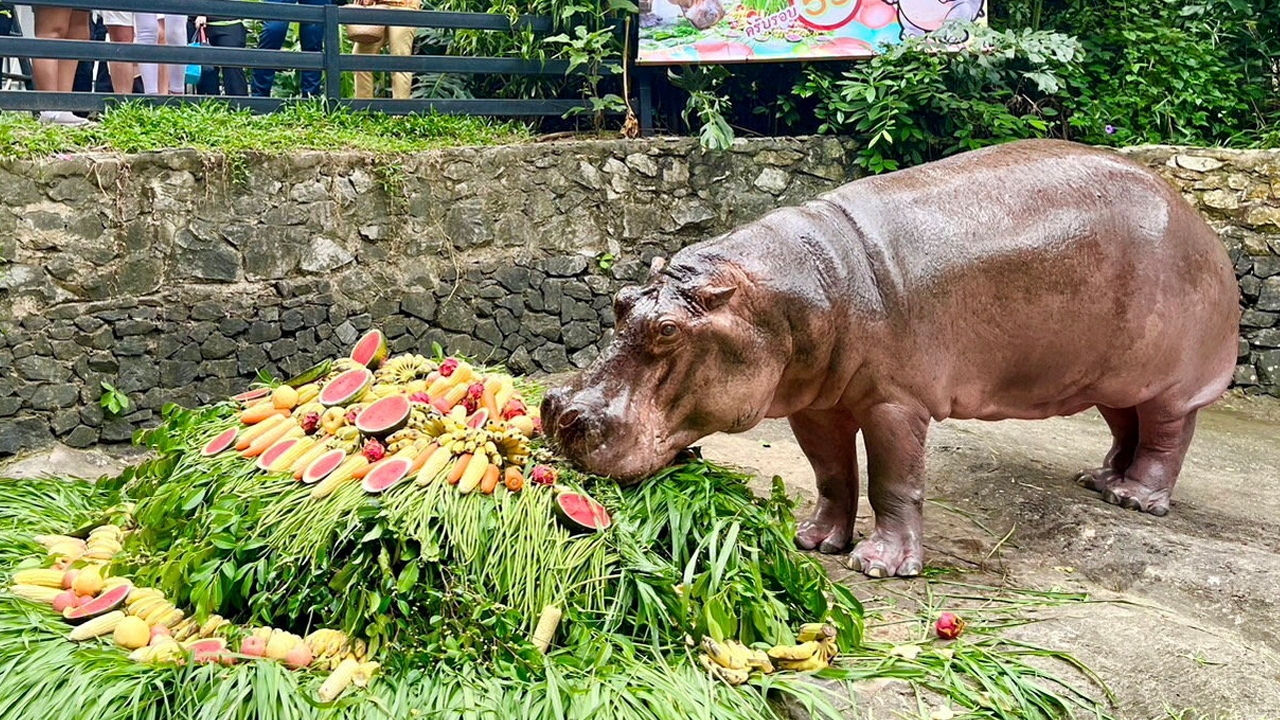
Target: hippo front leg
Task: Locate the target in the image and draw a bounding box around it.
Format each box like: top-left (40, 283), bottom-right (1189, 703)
top-left (789, 408), bottom-right (859, 554)
top-left (848, 403), bottom-right (929, 578)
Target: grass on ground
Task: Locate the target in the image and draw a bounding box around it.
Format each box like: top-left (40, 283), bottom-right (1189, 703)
top-left (0, 99), bottom-right (531, 159)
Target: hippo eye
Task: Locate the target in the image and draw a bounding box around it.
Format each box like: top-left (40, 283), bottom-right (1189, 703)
top-left (658, 321), bottom-right (678, 337)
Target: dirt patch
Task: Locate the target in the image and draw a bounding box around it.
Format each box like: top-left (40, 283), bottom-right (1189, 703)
top-left (699, 392), bottom-right (1280, 720)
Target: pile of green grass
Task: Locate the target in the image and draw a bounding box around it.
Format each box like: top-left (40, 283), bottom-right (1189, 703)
top-left (0, 99), bottom-right (531, 159)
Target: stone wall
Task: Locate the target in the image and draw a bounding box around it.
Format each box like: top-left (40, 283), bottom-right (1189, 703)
top-left (1, 139), bottom-right (1277, 455)
top-left (1118, 146), bottom-right (1280, 392)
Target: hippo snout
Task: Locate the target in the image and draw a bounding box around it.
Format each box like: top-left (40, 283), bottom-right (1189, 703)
top-left (540, 383), bottom-right (661, 484)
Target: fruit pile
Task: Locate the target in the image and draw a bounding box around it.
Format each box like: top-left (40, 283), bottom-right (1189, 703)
top-left (207, 329), bottom-right (563, 501)
top-left (7, 524), bottom-right (375, 703)
top-left (697, 623), bottom-right (842, 685)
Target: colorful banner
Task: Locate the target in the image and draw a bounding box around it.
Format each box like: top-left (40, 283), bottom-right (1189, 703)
top-left (636, 0), bottom-right (987, 65)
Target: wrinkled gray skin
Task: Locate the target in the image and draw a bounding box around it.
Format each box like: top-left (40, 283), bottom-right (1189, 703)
top-left (542, 139), bottom-right (1240, 578)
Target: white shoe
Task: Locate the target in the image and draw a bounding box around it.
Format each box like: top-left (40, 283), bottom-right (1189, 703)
top-left (37, 111), bottom-right (93, 126)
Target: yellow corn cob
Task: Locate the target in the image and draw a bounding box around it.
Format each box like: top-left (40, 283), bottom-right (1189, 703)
top-left (311, 456), bottom-right (368, 499)
top-left (8, 584), bottom-right (63, 604)
top-left (270, 437), bottom-right (316, 472)
top-left (415, 446), bottom-right (454, 485)
top-left (290, 440), bottom-right (334, 474)
top-left (318, 658), bottom-right (362, 703)
top-left (69, 610), bottom-right (126, 641)
top-left (11, 569), bottom-right (66, 588)
top-left (457, 453), bottom-right (489, 494)
top-left (237, 413), bottom-right (287, 446)
top-left (442, 383), bottom-right (468, 408)
top-left (296, 384), bottom-right (321, 404)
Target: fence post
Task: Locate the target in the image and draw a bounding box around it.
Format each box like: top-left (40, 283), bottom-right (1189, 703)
top-left (323, 3), bottom-right (342, 103)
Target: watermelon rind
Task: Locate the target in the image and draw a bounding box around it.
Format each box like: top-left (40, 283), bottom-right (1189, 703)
top-left (256, 438), bottom-right (298, 472)
top-left (350, 330), bottom-right (389, 369)
top-left (201, 428), bottom-right (238, 457)
top-left (285, 360), bottom-right (332, 388)
top-left (318, 368), bottom-right (373, 407)
top-left (62, 583), bottom-right (131, 624)
top-left (233, 388), bottom-right (271, 403)
top-left (354, 395), bottom-right (411, 436)
top-left (302, 449), bottom-right (347, 485)
top-left (362, 457), bottom-right (412, 494)
top-left (552, 492), bottom-right (613, 533)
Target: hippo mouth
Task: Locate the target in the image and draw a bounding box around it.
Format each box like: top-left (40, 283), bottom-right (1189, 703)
top-left (540, 386), bottom-right (694, 484)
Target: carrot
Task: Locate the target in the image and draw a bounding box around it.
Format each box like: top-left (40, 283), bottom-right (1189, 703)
top-left (240, 401), bottom-right (281, 425)
top-left (446, 454), bottom-right (472, 485)
top-left (408, 443), bottom-right (439, 474)
top-left (479, 465), bottom-right (501, 494)
top-left (235, 414), bottom-right (286, 450)
top-left (503, 466), bottom-right (525, 492)
top-left (352, 457), bottom-right (375, 479)
top-left (241, 422), bottom-right (298, 459)
top-left (480, 387), bottom-right (499, 421)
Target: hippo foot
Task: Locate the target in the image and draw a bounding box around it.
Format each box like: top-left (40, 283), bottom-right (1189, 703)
top-left (795, 511), bottom-right (851, 554)
top-left (845, 529), bottom-right (923, 578)
top-left (1075, 467), bottom-right (1120, 493)
top-left (1100, 478), bottom-right (1171, 517)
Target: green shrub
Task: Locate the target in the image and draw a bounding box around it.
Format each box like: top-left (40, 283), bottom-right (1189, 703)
top-left (792, 23), bottom-right (1082, 172)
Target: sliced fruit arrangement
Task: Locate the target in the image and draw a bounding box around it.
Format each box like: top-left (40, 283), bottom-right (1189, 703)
top-left (9, 523), bottom-right (375, 702)
top-left (201, 328), bottom-right (565, 506)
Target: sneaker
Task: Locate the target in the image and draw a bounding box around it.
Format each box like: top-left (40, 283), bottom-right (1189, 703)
top-left (38, 111), bottom-right (94, 126)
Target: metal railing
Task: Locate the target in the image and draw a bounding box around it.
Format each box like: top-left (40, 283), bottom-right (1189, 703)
top-left (0, 0), bottom-right (619, 116)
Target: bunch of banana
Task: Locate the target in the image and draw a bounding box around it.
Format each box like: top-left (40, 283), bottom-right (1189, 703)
top-left (256, 627), bottom-right (306, 660)
top-left (328, 426), bottom-right (363, 455)
top-left (128, 638), bottom-right (185, 664)
top-left (765, 623), bottom-right (840, 673)
top-left (385, 427), bottom-right (424, 454)
top-left (33, 534), bottom-right (88, 562)
top-left (126, 588), bottom-right (184, 628)
top-left (323, 358), bottom-right (364, 382)
top-left (304, 629), bottom-right (368, 671)
top-left (375, 354), bottom-right (434, 384)
top-left (484, 421), bottom-right (532, 467)
top-left (359, 383), bottom-right (403, 402)
top-left (171, 614), bottom-right (231, 642)
top-left (698, 637), bottom-right (774, 685)
top-left (407, 405), bottom-right (445, 435)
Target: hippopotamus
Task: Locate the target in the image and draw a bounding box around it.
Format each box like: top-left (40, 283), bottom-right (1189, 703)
top-left (541, 139), bottom-right (1240, 578)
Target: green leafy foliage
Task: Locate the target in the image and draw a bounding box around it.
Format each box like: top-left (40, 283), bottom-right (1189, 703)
top-left (793, 22), bottom-right (1081, 172)
top-left (99, 382), bottom-right (132, 417)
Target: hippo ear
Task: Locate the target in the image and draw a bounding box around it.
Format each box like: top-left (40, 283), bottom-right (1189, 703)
top-left (696, 284), bottom-right (737, 311)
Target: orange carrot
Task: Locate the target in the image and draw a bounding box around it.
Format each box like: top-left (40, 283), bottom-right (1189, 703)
top-left (241, 421), bottom-right (296, 458)
top-left (408, 443), bottom-right (439, 474)
top-left (352, 457), bottom-right (375, 479)
top-left (240, 402), bottom-right (279, 425)
top-left (446, 454), bottom-right (472, 485)
top-left (479, 465), bottom-right (501, 494)
top-left (503, 466), bottom-right (525, 492)
top-left (235, 413), bottom-right (285, 450)
top-left (480, 387), bottom-right (499, 421)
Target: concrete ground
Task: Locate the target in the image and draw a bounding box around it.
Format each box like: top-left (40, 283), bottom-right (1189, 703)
top-left (4, 393), bottom-right (1277, 719)
top-left (698, 393), bottom-right (1280, 720)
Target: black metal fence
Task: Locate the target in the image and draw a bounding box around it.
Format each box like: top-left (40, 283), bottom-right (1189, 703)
top-left (0, 0), bottom-right (625, 117)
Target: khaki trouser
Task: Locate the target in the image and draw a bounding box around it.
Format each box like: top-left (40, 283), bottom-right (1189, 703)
top-left (353, 1), bottom-right (418, 100)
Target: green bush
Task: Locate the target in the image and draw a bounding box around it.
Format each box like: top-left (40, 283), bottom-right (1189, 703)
top-left (792, 24), bottom-right (1082, 172)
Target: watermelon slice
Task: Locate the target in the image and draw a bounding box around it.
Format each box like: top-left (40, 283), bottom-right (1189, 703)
top-left (256, 438), bottom-right (299, 472)
top-left (201, 428), bottom-right (238, 457)
top-left (318, 368), bottom-right (373, 407)
top-left (465, 409), bottom-right (489, 429)
top-left (350, 329), bottom-right (388, 369)
top-left (362, 457), bottom-right (412, 494)
top-left (354, 395), bottom-right (411, 436)
top-left (552, 491), bottom-right (612, 533)
top-left (62, 582), bottom-right (131, 624)
top-left (233, 388), bottom-right (271, 403)
top-left (302, 449), bottom-right (347, 485)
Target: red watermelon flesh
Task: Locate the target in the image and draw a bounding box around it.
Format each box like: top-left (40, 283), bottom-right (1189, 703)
top-left (302, 449), bottom-right (347, 485)
top-left (362, 457), bottom-right (412, 494)
top-left (318, 368), bottom-right (373, 407)
top-left (553, 492), bottom-right (613, 533)
top-left (201, 428), bottom-right (238, 457)
top-left (354, 395), bottom-right (411, 436)
top-left (465, 409), bottom-right (489, 429)
top-left (62, 583), bottom-right (131, 623)
top-left (256, 438), bottom-right (298, 472)
top-left (350, 329), bottom-right (388, 369)
top-left (233, 388), bottom-right (271, 403)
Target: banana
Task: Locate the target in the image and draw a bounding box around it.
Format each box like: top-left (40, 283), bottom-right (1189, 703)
top-left (774, 654), bottom-right (829, 673)
top-left (154, 607), bottom-right (185, 629)
top-left (698, 654), bottom-right (750, 685)
top-left (128, 596), bottom-right (166, 619)
top-left (766, 640), bottom-right (821, 662)
top-left (700, 638), bottom-right (744, 670)
top-left (126, 587), bottom-right (164, 606)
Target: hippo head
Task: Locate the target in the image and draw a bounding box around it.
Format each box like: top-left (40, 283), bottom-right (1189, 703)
top-left (541, 255), bottom-right (788, 484)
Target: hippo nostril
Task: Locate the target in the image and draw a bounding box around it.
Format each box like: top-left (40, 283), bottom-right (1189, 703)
top-left (558, 407), bottom-right (584, 431)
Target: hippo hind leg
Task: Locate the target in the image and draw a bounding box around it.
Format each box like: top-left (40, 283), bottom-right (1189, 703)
top-left (1076, 405), bottom-right (1139, 492)
top-left (1099, 406), bottom-right (1198, 517)
top-left (789, 408), bottom-right (859, 554)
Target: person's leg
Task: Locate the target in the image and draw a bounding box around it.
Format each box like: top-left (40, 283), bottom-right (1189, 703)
top-left (352, 37), bottom-right (380, 99)
top-left (251, 0), bottom-right (293, 97)
top-left (60, 10), bottom-right (89, 91)
top-left (296, 0), bottom-right (329, 96)
top-left (102, 13), bottom-right (136, 93)
top-left (388, 19), bottom-right (414, 99)
top-left (163, 15), bottom-right (187, 93)
top-left (32, 6), bottom-right (73, 91)
top-left (220, 22), bottom-right (248, 96)
top-left (134, 12), bottom-right (159, 93)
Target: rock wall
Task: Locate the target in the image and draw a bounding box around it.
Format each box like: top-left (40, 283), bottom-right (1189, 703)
top-left (1, 139), bottom-right (1277, 454)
